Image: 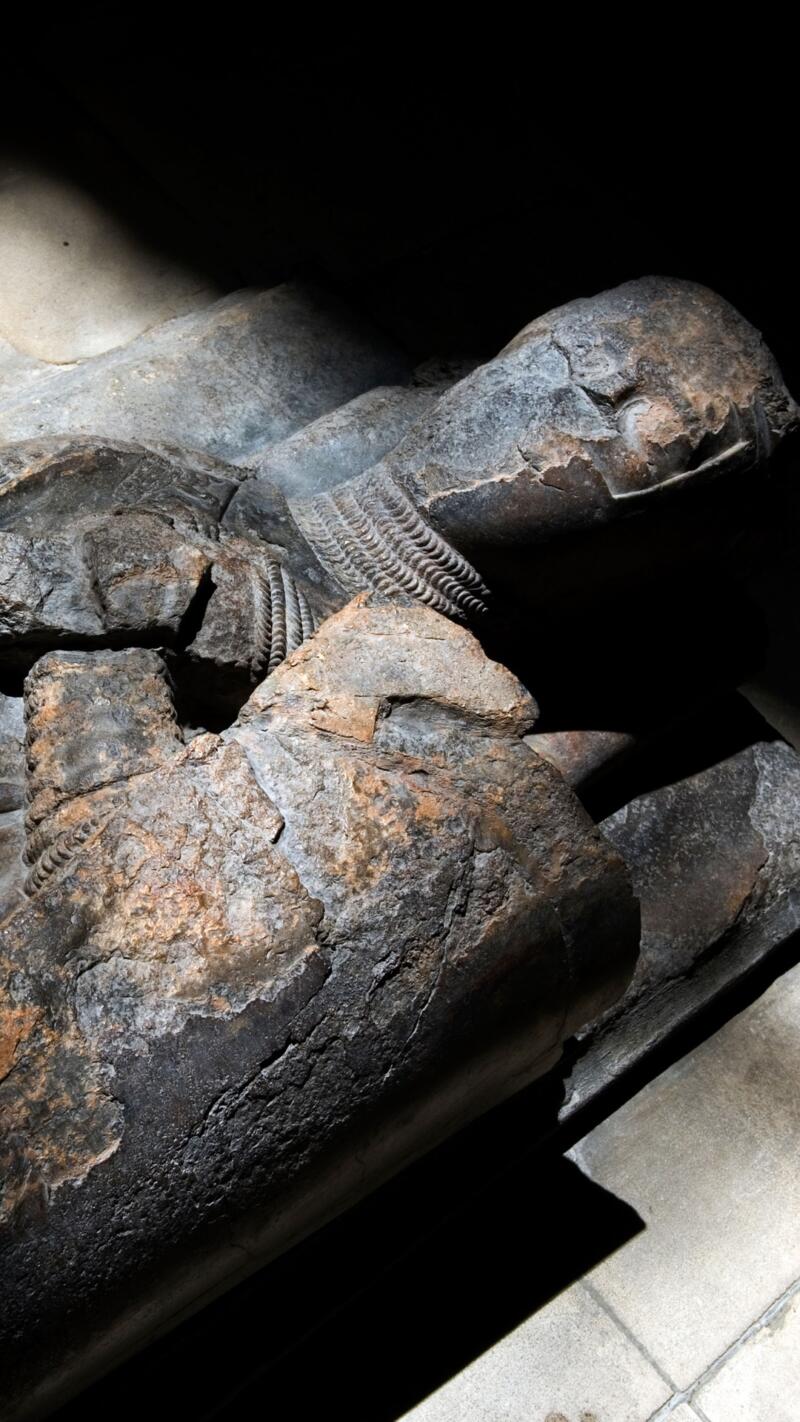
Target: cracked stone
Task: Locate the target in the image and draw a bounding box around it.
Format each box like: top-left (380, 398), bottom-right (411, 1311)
top-left (0, 601), bottom-right (637, 1418)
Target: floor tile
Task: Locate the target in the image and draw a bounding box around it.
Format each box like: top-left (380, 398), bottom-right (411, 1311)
top-left (571, 962), bottom-right (800, 1388)
top-left (400, 1280), bottom-right (670, 1422)
top-left (693, 1287), bottom-right (800, 1422)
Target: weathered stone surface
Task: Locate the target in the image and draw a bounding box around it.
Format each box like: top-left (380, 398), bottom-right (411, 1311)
top-left (562, 738), bottom-right (800, 1110)
top-left (0, 282), bottom-right (408, 463)
top-left (0, 809), bottom-right (23, 914)
top-left (0, 437), bottom-right (246, 536)
top-left (1, 278), bottom-right (795, 707)
top-left (179, 532), bottom-right (331, 722)
top-left (524, 728), bottom-right (637, 790)
top-left (88, 516), bottom-right (212, 637)
top-left (0, 335), bottom-right (51, 402)
top-left (250, 382), bottom-right (443, 499)
top-left (0, 441), bottom-right (338, 701)
top-left (0, 431), bottom-right (475, 723)
top-left (0, 528), bottom-right (104, 650)
top-left (0, 273), bottom-right (796, 1420)
top-left (0, 600), bottom-right (637, 1420)
top-left (242, 357), bottom-right (477, 501)
top-left (22, 649), bottom-right (183, 892)
top-left (292, 278), bottom-right (798, 616)
top-left (0, 516), bottom-right (203, 670)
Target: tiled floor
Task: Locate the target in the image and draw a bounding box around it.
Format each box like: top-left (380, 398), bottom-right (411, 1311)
top-left (402, 959), bottom-right (800, 1422)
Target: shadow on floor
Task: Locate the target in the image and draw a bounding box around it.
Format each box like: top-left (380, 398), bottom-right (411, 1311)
top-left (52, 1143), bottom-right (642, 1422)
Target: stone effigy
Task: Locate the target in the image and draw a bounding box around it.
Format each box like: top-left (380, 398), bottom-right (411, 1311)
top-left (0, 275), bottom-right (797, 1418)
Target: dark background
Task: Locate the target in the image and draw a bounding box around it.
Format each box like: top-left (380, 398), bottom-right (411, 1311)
top-left (4, 24), bottom-right (796, 1418)
top-left (8, 27), bottom-right (798, 393)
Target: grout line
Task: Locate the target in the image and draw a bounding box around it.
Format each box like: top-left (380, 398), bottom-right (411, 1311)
top-left (579, 1277), bottom-right (678, 1396)
top-left (644, 1273), bottom-right (800, 1421)
top-left (692, 1404), bottom-right (714, 1422)
top-left (646, 1393), bottom-right (712, 1422)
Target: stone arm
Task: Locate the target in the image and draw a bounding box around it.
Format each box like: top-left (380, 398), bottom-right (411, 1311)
top-left (0, 602), bottom-right (637, 1419)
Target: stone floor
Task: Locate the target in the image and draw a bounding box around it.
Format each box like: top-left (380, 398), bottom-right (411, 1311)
top-left (401, 958), bottom-right (800, 1422)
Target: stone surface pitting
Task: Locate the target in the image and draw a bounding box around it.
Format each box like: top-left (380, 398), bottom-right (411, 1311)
top-left (0, 266), bottom-right (797, 1421)
top-left (0, 601), bottom-right (638, 1420)
top-left (0, 440), bottom-right (336, 710)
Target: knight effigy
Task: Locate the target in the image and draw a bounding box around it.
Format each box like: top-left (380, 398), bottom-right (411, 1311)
top-left (0, 276), bottom-right (798, 1419)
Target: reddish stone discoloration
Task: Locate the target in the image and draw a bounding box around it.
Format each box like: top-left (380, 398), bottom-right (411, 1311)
top-left (0, 602), bottom-right (635, 1236)
top-left (0, 1001), bottom-right (39, 1082)
top-left (243, 594), bottom-right (537, 737)
top-left (0, 919), bottom-right (124, 1222)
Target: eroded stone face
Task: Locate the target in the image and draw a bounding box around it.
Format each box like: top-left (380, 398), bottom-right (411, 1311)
top-left (291, 277), bottom-right (799, 615)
